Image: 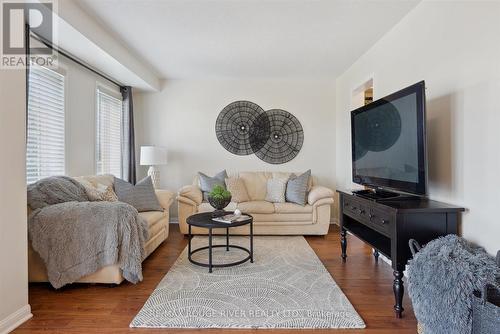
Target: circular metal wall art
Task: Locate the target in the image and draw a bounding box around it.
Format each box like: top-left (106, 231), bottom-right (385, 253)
top-left (215, 101), bottom-right (270, 155)
top-left (255, 109), bottom-right (304, 164)
top-left (215, 101), bottom-right (304, 164)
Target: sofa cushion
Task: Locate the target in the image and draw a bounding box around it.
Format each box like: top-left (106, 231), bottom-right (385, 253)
top-left (265, 178), bottom-right (287, 203)
top-left (239, 172), bottom-right (270, 201)
top-left (285, 170), bottom-right (311, 205)
top-left (77, 174), bottom-right (114, 188)
top-left (198, 170), bottom-right (228, 200)
top-left (198, 202), bottom-right (237, 213)
top-left (251, 213), bottom-right (313, 224)
top-left (114, 176), bottom-right (163, 212)
top-left (225, 177), bottom-right (250, 203)
top-left (77, 178), bottom-right (118, 202)
top-left (237, 201), bottom-right (275, 214)
top-left (272, 172), bottom-right (313, 191)
top-left (274, 202), bottom-right (313, 213)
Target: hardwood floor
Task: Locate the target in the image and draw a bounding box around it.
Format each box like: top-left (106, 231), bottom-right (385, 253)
top-left (16, 224), bottom-right (417, 334)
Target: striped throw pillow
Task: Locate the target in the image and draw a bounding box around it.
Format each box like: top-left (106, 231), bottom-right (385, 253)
top-left (285, 170), bottom-right (311, 206)
top-left (114, 176), bottom-right (163, 212)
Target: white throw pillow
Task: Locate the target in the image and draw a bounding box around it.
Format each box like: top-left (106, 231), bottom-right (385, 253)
top-left (265, 178), bottom-right (287, 203)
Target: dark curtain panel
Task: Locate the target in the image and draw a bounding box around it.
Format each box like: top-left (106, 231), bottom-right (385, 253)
top-left (121, 86), bottom-right (136, 184)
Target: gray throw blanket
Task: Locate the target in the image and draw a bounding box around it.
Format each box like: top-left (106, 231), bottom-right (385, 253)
top-left (27, 176), bottom-right (89, 210)
top-left (407, 235), bottom-right (500, 334)
top-left (28, 176), bottom-right (148, 289)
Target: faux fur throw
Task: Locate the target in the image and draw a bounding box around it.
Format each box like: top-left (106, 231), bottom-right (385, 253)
top-left (29, 201), bottom-right (148, 289)
top-left (407, 235), bottom-right (500, 334)
top-left (27, 176), bottom-right (148, 289)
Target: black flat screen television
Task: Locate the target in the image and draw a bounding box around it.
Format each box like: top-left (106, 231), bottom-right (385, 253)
top-left (351, 81), bottom-right (427, 196)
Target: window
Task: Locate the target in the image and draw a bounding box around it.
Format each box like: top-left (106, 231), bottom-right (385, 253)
top-left (27, 65), bottom-right (65, 184)
top-left (96, 88), bottom-right (123, 177)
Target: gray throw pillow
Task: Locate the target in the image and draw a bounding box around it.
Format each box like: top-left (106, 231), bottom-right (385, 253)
top-left (198, 170), bottom-right (228, 201)
top-left (285, 170), bottom-right (311, 206)
top-left (114, 176), bottom-right (163, 212)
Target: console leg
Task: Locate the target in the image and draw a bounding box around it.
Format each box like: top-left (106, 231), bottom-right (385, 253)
top-left (340, 228), bottom-right (347, 263)
top-left (373, 249), bottom-right (379, 262)
top-left (393, 270), bottom-right (405, 318)
top-left (226, 227), bottom-right (229, 251)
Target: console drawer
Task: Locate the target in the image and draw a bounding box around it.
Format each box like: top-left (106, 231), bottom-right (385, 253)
top-left (343, 197), bottom-right (370, 224)
top-left (343, 196), bottom-right (392, 237)
top-left (368, 207), bottom-right (392, 236)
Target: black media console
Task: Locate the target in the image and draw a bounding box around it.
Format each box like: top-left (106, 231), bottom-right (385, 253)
top-left (337, 189), bottom-right (464, 318)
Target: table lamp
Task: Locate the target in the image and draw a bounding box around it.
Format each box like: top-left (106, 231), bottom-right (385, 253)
top-left (140, 146), bottom-right (168, 188)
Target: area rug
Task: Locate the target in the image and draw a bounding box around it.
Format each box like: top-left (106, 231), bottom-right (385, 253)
top-left (130, 236), bottom-right (365, 329)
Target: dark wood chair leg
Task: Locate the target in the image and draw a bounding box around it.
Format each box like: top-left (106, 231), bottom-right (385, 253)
top-left (393, 270), bottom-right (405, 318)
top-left (340, 228), bottom-right (347, 262)
top-left (373, 249), bottom-right (379, 262)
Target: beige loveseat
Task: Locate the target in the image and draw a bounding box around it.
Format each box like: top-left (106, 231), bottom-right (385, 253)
top-left (28, 175), bottom-right (174, 285)
top-left (177, 171), bottom-right (334, 235)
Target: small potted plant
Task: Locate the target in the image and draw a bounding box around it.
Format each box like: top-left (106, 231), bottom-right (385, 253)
top-left (207, 185), bottom-right (232, 217)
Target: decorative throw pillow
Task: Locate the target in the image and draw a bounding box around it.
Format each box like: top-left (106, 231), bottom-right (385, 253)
top-left (98, 184), bottom-right (119, 202)
top-left (225, 177), bottom-right (250, 203)
top-left (198, 170), bottom-right (228, 201)
top-left (114, 176), bottom-right (163, 212)
top-left (78, 179), bottom-right (118, 202)
top-left (265, 178), bottom-right (287, 203)
top-left (285, 170), bottom-right (311, 206)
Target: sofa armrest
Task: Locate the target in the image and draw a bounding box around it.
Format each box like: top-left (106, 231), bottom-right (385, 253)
top-left (178, 185), bottom-right (203, 205)
top-left (155, 189), bottom-right (175, 210)
top-left (308, 186), bottom-right (335, 205)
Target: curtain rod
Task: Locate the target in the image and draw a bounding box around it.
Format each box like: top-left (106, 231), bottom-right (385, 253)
top-left (30, 31), bottom-right (124, 88)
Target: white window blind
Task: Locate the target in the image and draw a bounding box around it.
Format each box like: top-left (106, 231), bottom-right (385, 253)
top-left (96, 89), bottom-right (122, 177)
top-left (27, 65), bottom-right (65, 184)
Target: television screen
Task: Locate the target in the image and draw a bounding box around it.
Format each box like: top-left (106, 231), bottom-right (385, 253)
top-left (351, 81), bottom-right (426, 195)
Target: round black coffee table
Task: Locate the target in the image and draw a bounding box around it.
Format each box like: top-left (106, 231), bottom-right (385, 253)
top-left (187, 212), bottom-right (253, 273)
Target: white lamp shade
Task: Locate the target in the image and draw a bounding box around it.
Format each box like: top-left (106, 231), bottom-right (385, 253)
top-left (140, 146), bottom-right (168, 165)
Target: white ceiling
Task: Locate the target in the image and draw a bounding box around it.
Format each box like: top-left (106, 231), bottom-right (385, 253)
top-left (76, 0), bottom-right (420, 80)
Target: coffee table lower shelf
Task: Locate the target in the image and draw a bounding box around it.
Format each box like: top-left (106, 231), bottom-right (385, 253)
top-left (186, 212), bottom-right (254, 273)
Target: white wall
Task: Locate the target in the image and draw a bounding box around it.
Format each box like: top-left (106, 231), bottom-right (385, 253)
top-left (0, 69), bottom-right (32, 332)
top-left (336, 0), bottom-right (500, 255)
top-left (135, 78), bottom-right (336, 218)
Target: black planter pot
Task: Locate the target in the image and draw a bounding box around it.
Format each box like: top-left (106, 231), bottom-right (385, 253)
top-left (207, 195), bottom-right (231, 217)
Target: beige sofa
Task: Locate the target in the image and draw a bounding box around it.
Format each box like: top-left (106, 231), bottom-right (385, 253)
top-left (28, 175), bottom-right (174, 285)
top-left (177, 171), bottom-right (334, 235)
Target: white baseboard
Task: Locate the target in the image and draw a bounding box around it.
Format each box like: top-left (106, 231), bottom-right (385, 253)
top-left (0, 305), bottom-right (32, 334)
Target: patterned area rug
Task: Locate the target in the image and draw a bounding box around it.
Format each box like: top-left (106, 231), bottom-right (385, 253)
top-left (130, 236), bottom-right (365, 329)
